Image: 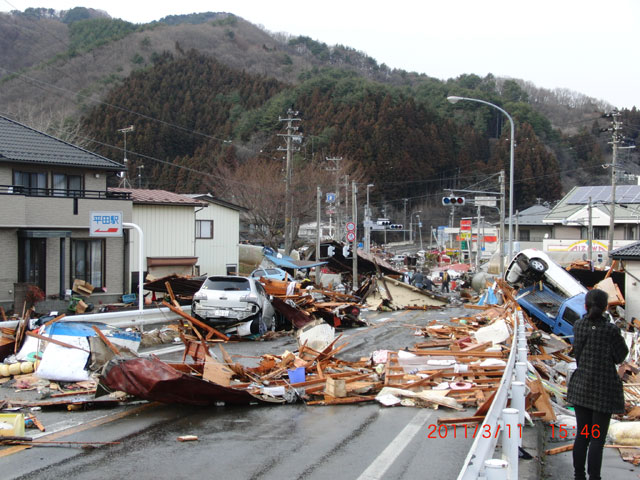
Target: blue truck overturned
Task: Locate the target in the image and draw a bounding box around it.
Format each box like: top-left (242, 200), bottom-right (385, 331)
top-left (505, 249), bottom-right (587, 342)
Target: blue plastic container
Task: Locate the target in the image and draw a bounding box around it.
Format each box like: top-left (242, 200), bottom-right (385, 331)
top-left (287, 367), bottom-right (306, 384)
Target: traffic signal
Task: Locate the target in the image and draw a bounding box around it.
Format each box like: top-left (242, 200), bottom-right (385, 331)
top-left (342, 245), bottom-right (352, 258)
top-left (442, 196), bottom-right (465, 206)
top-left (389, 224), bottom-right (403, 230)
top-left (376, 219), bottom-right (390, 226)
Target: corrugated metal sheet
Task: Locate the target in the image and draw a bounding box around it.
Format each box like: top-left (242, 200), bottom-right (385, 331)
top-left (130, 204), bottom-right (196, 271)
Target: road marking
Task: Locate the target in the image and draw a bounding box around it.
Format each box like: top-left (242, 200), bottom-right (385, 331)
top-left (356, 409), bottom-right (433, 480)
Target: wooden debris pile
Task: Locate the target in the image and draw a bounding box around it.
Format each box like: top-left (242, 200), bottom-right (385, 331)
top-left (261, 278), bottom-right (366, 329)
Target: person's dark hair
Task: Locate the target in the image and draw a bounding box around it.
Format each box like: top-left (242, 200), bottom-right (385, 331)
top-left (585, 288), bottom-right (609, 321)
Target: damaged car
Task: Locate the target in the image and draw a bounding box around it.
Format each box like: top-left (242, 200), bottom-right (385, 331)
top-left (505, 249), bottom-right (587, 341)
top-left (192, 276), bottom-right (275, 335)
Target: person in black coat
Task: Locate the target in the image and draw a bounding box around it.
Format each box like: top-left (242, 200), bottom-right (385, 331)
top-left (567, 288), bottom-right (628, 480)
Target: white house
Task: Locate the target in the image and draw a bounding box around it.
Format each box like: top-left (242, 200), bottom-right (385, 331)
top-left (186, 193), bottom-right (246, 276)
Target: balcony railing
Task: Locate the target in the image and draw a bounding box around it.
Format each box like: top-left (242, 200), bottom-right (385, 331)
top-left (0, 185), bottom-right (131, 200)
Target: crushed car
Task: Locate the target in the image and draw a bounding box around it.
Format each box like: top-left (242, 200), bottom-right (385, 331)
top-left (191, 275), bottom-right (275, 336)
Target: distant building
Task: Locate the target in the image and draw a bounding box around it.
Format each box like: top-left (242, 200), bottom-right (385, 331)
top-left (543, 185), bottom-right (640, 255)
top-left (513, 204), bottom-right (552, 246)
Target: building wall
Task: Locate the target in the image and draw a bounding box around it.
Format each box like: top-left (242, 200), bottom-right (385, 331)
top-left (0, 195), bottom-right (131, 228)
top-left (195, 202), bottom-right (240, 276)
top-left (622, 260), bottom-right (640, 322)
top-left (130, 204), bottom-right (197, 274)
top-left (0, 229), bottom-right (18, 306)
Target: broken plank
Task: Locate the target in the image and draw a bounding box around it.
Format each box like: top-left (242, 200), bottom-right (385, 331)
top-left (91, 325), bottom-right (121, 356)
top-left (25, 331), bottom-right (90, 353)
top-left (162, 301), bottom-right (228, 341)
top-left (436, 416), bottom-right (485, 425)
top-left (307, 395), bottom-right (376, 406)
top-left (544, 444), bottom-right (573, 455)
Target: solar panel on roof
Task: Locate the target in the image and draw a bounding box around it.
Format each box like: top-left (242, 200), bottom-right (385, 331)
top-left (567, 185), bottom-right (640, 204)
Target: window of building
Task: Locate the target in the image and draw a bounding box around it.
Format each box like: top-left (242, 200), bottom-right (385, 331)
top-left (624, 224), bottom-right (639, 241)
top-left (18, 238), bottom-right (46, 291)
top-left (13, 171), bottom-right (46, 195)
top-left (593, 226), bottom-right (608, 240)
top-left (71, 239), bottom-right (104, 287)
top-left (53, 173), bottom-right (82, 197)
top-left (518, 229), bottom-right (530, 241)
top-left (196, 220), bottom-right (213, 239)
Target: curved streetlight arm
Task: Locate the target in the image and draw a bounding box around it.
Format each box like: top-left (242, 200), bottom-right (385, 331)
top-left (447, 95), bottom-right (515, 264)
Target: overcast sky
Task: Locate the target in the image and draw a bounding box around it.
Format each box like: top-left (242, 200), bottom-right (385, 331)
top-left (3, 0), bottom-right (639, 109)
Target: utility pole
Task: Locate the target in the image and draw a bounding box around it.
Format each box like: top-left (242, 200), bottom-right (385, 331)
top-left (499, 170), bottom-right (506, 277)
top-left (117, 125), bottom-right (134, 188)
top-left (475, 204), bottom-right (481, 271)
top-left (588, 196), bottom-right (593, 266)
top-left (316, 186), bottom-right (322, 283)
top-left (403, 198), bottom-right (408, 242)
top-left (325, 157), bottom-right (342, 241)
top-left (365, 184), bottom-right (374, 253)
top-left (352, 180), bottom-right (358, 290)
top-left (136, 164), bottom-right (144, 188)
top-left (606, 110), bottom-right (621, 262)
top-left (278, 109), bottom-right (301, 254)
top-left (344, 174), bottom-right (350, 242)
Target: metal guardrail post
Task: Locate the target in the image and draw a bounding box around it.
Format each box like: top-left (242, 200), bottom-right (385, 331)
top-left (511, 381), bottom-right (526, 447)
top-left (502, 407), bottom-right (519, 479)
top-left (515, 361), bottom-right (527, 384)
top-left (518, 346), bottom-right (528, 363)
top-left (483, 459), bottom-right (508, 480)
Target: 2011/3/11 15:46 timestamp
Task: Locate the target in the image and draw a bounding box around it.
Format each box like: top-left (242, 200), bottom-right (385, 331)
top-left (427, 423), bottom-right (522, 439)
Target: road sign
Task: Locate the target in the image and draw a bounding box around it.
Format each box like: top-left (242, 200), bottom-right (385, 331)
top-left (90, 211), bottom-right (123, 237)
top-left (460, 219), bottom-right (472, 231)
top-left (346, 231), bottom-right (356, 242)
top-left (346, 222), bottom-right (356, 232)
top-left (475, 196), bottom-right (497, 207)
top-left (326, 193), bottom-right (336, 203)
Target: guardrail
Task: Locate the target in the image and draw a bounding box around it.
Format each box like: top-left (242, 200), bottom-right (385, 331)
top-left (0, 305), bottom-right (191, 330)
top-left (457, 309), bottom-right (528, 480)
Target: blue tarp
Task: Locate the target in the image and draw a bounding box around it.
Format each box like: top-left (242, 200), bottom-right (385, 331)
top-left (477, 285), bottom-right (499, 306)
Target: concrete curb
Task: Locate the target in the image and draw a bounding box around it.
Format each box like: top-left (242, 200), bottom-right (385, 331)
top-left (520, 420), bottom-right (544, 479)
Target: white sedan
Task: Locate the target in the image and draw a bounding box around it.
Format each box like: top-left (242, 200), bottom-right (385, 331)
top-left (192, 276), bottom-right (275, 335)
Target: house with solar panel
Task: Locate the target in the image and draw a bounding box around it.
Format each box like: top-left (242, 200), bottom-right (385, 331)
top-left (0, 115), bottom-right (131, 311)
top-left (542, 185), bottom-right (640, 264)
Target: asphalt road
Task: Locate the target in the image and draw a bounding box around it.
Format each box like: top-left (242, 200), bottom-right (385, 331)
top-left (3, 306), bottom-right (478, 480)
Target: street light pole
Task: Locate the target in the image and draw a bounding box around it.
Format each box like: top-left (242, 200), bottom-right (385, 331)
top-left (448, 96), bottom-right (515, 264)
top-left (366, 184), bottom-right (374, 253)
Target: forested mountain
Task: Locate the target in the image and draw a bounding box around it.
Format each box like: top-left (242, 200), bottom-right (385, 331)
top-left (1, 8), bottom-right (638, 245)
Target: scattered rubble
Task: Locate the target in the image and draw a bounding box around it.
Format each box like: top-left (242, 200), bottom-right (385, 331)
top-left (1, 260), bottom-right (639, 475)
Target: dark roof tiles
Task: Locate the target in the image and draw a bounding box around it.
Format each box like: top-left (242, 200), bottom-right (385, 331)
top-left (0, 115), bottom-right (123, 170)
top-left (610, 241), bottom-right (640, 259)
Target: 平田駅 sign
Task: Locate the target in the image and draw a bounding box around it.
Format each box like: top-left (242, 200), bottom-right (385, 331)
top-left (90, 211), bottom-right (123, 237)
